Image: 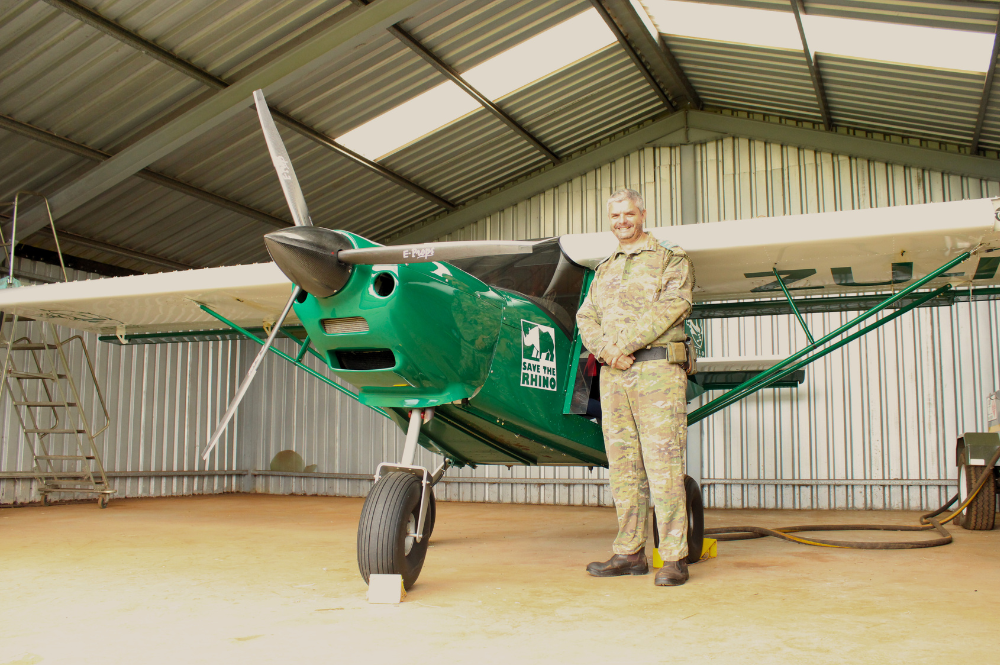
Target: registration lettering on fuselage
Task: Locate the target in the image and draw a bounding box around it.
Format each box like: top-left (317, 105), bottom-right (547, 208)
top-left (520, 320), bottom-right (557, 391)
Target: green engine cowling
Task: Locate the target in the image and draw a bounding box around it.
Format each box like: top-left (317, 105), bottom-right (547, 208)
top-left (290, 231), bottom-right (505, 408)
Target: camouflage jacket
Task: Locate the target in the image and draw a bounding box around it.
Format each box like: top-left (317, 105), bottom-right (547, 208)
top-left (576, 233), bottom-right (694, 360)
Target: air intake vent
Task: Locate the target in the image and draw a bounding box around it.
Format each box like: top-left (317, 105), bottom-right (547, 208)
top-left (336, 349), bottom-right (395, 371)
top-left (321, 316), bottom-right (369, 335)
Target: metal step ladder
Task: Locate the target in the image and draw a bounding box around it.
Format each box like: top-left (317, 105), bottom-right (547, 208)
top-left (0, 192), bottom-right (113, 507)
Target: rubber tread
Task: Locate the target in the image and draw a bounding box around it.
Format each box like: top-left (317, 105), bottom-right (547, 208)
top-left (652, 475), bottom-right (705, 564)
top-left (958, 452), bottom-right (996, 531)
top-left (684, 476), bottom-right (705, 564)
top-left (357, 472), bottom-right (430, 589)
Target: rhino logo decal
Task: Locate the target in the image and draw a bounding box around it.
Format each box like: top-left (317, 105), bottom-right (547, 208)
top-left (521, 320), bottom-right (557, 391)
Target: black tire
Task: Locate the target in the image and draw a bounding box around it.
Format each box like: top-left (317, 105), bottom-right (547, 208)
top-left (40, 493), bottom-right (50, 507)
top-left (684, 476), bottom-right (705, 564)
top-left (357, 472), bottom-right (431, 590)
top-left (651, 475), bottom-right (705, 564)
top-left (98, 494), bottom-right (110, 509)
top-left (425, 488), bottom-right (436, 540)
top-left (957, 451), bottom-right (996, 531)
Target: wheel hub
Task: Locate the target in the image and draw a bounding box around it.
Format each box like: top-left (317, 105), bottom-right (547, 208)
top-left (403, 513), bottom-right (416, 555)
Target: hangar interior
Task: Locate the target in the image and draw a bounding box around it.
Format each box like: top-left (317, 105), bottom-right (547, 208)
top-left (3, 0), bottom-right (999, 510)
top-left (1, 0), bottom-right (1000, 660)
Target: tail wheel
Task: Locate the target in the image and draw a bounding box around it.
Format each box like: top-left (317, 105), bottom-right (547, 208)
top-left (957, 451), bottom-right (996, 531)
top-left (683, 476), bottom-right (705, 563)
top-left (357, 472), bottom-right (433, 590)
top-left (652, 475), bottom-right (705, 564)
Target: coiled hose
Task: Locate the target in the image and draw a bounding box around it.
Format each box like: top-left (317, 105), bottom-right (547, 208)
top-left (705, 444), bottom-right (1000, 550)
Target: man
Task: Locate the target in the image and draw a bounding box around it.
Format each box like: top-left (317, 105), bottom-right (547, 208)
top-left (576, 188), bottom-right (694, 586)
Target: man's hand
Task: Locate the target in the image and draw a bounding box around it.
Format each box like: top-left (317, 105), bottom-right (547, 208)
top-left (602, 343), bottom-right (634, 371)
top-left (612, 354), bottom-right (634, 370)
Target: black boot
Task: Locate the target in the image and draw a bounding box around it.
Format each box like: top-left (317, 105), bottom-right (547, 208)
top-left (586, 551), bottom-right (648, 577)
top-left (654, 559), bottom-right (689, 586)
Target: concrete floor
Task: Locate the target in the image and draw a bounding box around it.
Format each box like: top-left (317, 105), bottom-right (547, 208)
top-left (1, 494), bottom-right (997, 665)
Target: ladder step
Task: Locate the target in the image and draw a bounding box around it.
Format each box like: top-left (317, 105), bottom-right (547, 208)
top-left (8, 372), bottom-right (65, 379)
top-left (36, 455), bottom-right (95, 460)
top-left (7, 343), bottom-right (58, 350)
top-left (13, 401), bottom-right (76, 407)
top-left (25, 429), bottom-right (87, 435)
top-left (40, 472), bottom-right (94, 479)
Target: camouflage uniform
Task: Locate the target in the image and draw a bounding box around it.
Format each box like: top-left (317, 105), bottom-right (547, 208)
top-left (577, 233), bottom-right (694, 562)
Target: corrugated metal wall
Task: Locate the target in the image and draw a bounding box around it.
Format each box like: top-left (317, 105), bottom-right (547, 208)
top-left (0, 258), bottom-right (245, 505)
top-left (4, 135), bottom-right (999, 509)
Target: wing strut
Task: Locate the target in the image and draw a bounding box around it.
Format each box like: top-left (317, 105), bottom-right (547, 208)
top-left (202, 286), bottom-right (301, 461)
top-left (688, 250), bottom-right (974, 425)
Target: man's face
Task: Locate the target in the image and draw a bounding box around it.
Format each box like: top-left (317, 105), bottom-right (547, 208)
top-left (608, 199), bottom-right (646, 243)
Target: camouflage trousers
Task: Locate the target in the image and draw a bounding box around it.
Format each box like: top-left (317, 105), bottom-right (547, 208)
top-left (601, 359), bottom-right (688, 562)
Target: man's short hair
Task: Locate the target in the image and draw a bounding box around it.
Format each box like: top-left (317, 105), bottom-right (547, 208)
top-left (606, 188), bottom-right (645, 213)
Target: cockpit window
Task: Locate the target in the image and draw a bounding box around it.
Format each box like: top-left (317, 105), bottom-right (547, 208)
top-left (448, 239), bottom-right (587, 336)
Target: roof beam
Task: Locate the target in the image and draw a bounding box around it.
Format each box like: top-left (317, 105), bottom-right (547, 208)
top-left (789, 0), bottom-right (833, 131)
top-left (11, 0), bottom-right (440, 241)
top-left (589, 0), bottom-right (676, 111)
top-left (598, 0), bottom-right (701, 109)
top-left (0, 113), bottom-right (290, 229)
top-left (972, 13), bottom-right (1000, 154)
top-left (395, 110), bottom-right (1000, 243)
top-left (387, 25), bottom-right (561, 164)
top-left (55, 232), bottom-right (195, 271)
top-left (37, 0), bottom-right (453, 218)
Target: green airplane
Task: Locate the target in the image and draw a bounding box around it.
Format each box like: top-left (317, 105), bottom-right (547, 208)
top-left (2, 90), bottom-right (998, 590)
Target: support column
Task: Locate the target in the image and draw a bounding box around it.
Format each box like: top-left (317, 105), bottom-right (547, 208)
top-left (679, 142), bottom-right (697, 225)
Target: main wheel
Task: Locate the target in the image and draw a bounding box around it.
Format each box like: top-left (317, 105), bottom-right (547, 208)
top-left (652, 475), bottom-right (705, 564)
top-left (98, 493), bottom-right (110, 509)
top-left (957, 451), bottom-right (996, 530)
top-left (357, 472), bottom-right (432, 590)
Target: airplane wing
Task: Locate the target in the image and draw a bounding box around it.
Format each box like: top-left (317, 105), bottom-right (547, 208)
top-left (560, 197), bottom-right (1000, 301)
top-left (2, 197), bottom-right (997, 339)
top-left (0, 263), bottom-right (294, 336)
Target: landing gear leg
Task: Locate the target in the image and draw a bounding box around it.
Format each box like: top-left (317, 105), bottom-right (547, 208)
top-left (357, 409), bottom-right (447, 590)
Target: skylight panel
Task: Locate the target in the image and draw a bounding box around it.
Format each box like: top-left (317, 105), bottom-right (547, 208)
top-left (640, 0), bottom-right (801, 50)
top-left (337, 83), bottom-right (479, 161)
top-left (336, 9), bottom-right (616, 162)
top-left (801, 15), bottom-right (995, 72)
top-left (638, 0), bottom-right (995, 72)
top-left (464, 10), bottom-right (616, 99)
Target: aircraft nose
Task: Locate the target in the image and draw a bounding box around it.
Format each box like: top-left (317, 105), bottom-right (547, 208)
top-left (264, 227), bottom-right (354, 298)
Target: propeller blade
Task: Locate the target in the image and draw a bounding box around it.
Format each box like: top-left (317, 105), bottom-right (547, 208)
top-left (253, 89), bottom-right (312, 227)
top-left (337, 240), bottom-right (537, 265)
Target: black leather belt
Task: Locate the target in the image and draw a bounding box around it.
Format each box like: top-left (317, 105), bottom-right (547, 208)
top-left (633, 347), bottom-right (667, 362)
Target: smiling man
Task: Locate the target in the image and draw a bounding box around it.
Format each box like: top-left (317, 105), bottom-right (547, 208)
top-left (576, 188), bottom-right (695, 586)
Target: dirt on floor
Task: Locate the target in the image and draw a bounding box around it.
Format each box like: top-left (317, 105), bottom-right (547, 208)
top-left (1, 494), bottom-right (997, 665)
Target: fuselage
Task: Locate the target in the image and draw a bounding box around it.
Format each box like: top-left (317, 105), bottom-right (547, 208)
top-left (283, 230), bottom-right (606, 469)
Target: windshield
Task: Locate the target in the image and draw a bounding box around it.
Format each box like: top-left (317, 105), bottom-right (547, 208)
top-left (448, 239), bottom-right (587, 336)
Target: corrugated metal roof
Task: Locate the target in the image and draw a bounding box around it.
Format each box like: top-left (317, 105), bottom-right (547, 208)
top-left (1, 0), bottom-right (998, 272)
top-left (804, 0), bottom-right (1000, 33)
top-left (505, 45), bottom-right (664, 155)
top-left (664, 37), bottom-right (824, 122)
top-left (979, 51), bottom-right (1000, 151)
top-left (693, 0), bottom-right (1000, 32)
top-left (821, 55), bottom-right (984, 144)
